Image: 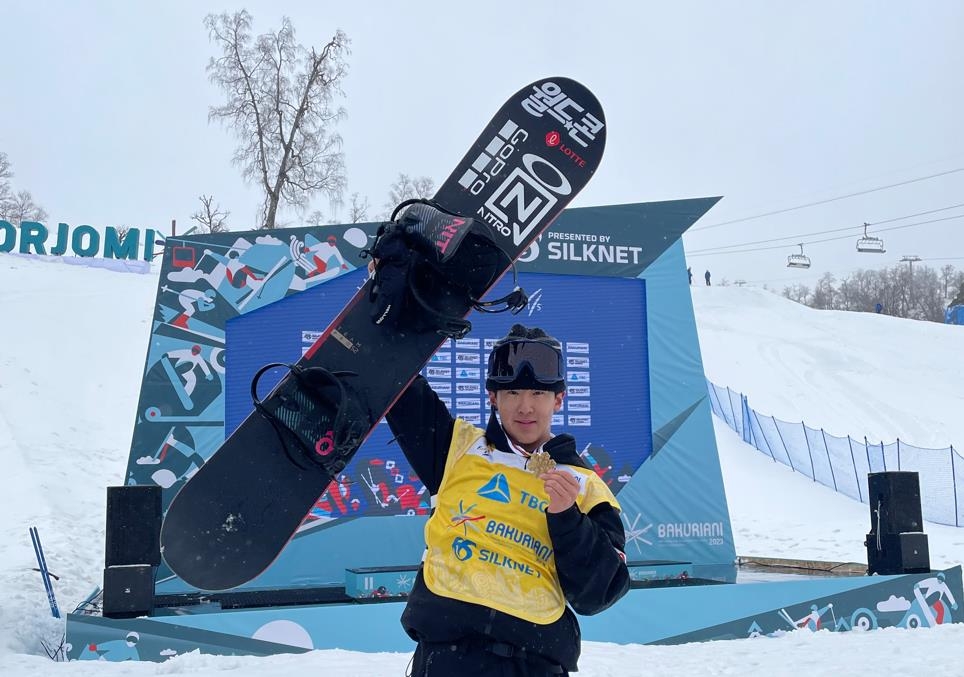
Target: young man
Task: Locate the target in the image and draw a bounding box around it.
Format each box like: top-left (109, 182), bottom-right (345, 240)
top-left (386, 324), bottom-right (629, 676)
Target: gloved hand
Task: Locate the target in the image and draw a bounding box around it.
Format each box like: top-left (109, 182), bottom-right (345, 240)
top-left (367, 224), bottom-right (417, 326)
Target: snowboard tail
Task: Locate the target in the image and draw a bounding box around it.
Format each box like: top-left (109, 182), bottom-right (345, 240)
top-left (160, 77), bottom-right (606, 591)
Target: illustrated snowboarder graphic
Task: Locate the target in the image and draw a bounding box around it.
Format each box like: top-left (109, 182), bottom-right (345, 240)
top-left (914, 572), bottom-right (958, 626)
top-left (162, 344), bottom-right (214, 410)
top-left (79, 631), bottom-right (141, 662)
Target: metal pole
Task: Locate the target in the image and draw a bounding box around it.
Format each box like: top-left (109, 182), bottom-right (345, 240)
top-left (900, 255), bottom-right (921, 314)
top-left (952, 445), bottom-right (960, 528)
top-left (803, 422), bottom-right (816, 481)
top-left (774, 416), bottom-right (795, 471)
top-left (848, 436), bottom-right (862, 502)
top-left (750, 408), bottom-right (776, 462)
top-left (822, 428), bottom-right (838, 491)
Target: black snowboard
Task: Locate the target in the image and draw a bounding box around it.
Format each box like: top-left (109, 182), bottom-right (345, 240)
top-left (160, 77), bottom-right (606, 591)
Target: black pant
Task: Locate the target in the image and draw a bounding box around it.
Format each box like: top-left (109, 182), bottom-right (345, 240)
top-left (409, 639), bottom-right (567, 676)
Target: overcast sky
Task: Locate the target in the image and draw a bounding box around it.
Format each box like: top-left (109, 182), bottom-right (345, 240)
top-left (3, 0), bottom-right (962, 288)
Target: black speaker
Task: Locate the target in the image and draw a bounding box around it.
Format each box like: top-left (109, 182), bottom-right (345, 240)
top-left (105, 486), bottom-right (162, 567)
top-left (866, 531), bottom-right (930, 575)
top-left (103, 565), bottom-right (156, 619)
top-left (867, 471), bottom-right (923, 534)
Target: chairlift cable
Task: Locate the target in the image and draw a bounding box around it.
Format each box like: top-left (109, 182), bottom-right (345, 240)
top-left (687, 214), bottom-right (964, 257)
top-left (686, 202), bottom-right (964, 254)
top-left (690, 167), bottom-right (964, 232)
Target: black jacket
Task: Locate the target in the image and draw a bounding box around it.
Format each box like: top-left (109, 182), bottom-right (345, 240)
top-left (386, 375), bottom-right (630, 671)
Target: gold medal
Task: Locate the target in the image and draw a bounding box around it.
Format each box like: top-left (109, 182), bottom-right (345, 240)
top-left (527, 449), bottom-right (556, 475)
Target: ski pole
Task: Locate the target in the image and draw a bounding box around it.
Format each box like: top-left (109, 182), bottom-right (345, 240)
top-left (29, 527), bottom-right (61, 619)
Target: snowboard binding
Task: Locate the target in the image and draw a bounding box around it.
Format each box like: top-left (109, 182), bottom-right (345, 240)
top-left (251, 363), bottom-right (370, 476)
top-left (362, 199), bottom-right (529, 339)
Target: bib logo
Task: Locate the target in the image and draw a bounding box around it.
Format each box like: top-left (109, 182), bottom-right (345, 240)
top-left (452, 537), bottom-right (476, 561)
top-left (477, 473), bottom-right (511, 503)
top-left (448, 499), bottom-right (486, 536)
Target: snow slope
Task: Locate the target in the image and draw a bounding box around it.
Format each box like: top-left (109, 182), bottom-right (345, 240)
top-left (694, 285), bottom-right (964, 448)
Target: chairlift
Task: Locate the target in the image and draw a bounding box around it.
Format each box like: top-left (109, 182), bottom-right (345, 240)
top-left (856, 222), bottom-right (886, 253)
top-left (171, 245), bottom-right (197, 269)
top-left (787, 243), bottom-right (811, 269)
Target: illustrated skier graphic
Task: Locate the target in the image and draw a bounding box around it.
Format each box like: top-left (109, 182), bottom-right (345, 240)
top-left (797, 603), bottom-right (832, 631)
top-left (161, 285), bottom-right (216, 329)
top-left (136, 425), bottom-right (206, 490)
top-left (222, 249), bottom-right (265, 288)
top-left (291, 233), bottom-right (349, 277)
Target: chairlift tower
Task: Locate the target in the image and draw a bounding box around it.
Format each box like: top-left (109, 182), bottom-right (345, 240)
top-left (900, 255), bottom-right (922, 307)
top-left (900, 254), bottom-right (922, 278)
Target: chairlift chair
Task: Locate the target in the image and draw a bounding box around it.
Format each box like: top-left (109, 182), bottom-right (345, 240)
top-left (786, 243), bottom-right (811, 269)
top-left (856, 222), bottom-right (886, 253)
top-left (171, 245), bottom-right (197, 269)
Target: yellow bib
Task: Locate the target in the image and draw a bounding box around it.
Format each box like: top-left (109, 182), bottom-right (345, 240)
top-left (422, 419), bottom-right (620, 624)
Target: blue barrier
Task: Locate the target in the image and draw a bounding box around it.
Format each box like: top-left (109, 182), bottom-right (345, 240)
top-left (707, 380), bottom-right (963, 527)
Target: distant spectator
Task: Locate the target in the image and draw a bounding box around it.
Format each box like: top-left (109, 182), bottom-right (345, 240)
top-left (705, 270), bottom-right (711, 286)
top-left (687, 267), bottom-right (693, 285)
top-left (875, 302), bottom-right (883, 314)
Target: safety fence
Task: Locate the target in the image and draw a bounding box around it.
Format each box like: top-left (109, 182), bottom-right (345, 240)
top-left (707, 380), bottom-right (963, 527)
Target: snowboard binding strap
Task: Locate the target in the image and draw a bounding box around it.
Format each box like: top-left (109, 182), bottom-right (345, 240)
top-left (365, 198), bottom-right (529, 339)
top-left (407, 265), bottom-right (529, 340)
top-left (250, 362), bottom-right (368, 475)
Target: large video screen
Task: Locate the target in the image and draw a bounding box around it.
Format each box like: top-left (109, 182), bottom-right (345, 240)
top-left (225, 269), bottom-right (650, 523)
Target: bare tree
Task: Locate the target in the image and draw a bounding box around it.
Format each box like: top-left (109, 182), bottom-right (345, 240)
top-left (789, 263), bottom-right (961, 322)
top-left (0, 153), bottom-right (48, 225)
top-left (4, 190), bottom-right (47, 226)
top-left (205, 10), bottom-right (350, 230)
top-left (950, 275), bottom-right (964, 307)
top-left (912, 267), bottom-right (944, 321)
top-left (382, 173), bottom-right (434, 217)
top-left (939, 264), bottom-right (955, 301)
top-left (191, 194), bottom-right (231, 233)
top-left (811, 272), bottom-right (837, 310)
top-left (0, 152), bottom-right (12, 216)
top-left (306, 209), bottom-right (326, 227)
top-left (346, 192), bottom-right (370, 223)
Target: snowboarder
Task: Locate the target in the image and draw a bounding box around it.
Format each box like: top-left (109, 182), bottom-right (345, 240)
top-left (705, 270), bottom-right (711, 286)
top-left (687, 267), bottom-right (693, 285)
top-left (386, 323), bottom-right (629, 676)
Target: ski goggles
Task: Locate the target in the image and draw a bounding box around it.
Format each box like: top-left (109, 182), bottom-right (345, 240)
top-left (487, 339), bottom-right (564, 385)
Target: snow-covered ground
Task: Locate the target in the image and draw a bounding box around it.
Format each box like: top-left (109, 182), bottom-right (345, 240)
top-left (1, 255), bottom-right (963, 676)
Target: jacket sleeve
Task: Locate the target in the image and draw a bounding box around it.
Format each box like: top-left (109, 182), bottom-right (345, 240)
top-left (546, 502), bottom-right (630, 615)
top-left (385, 374), bottom-right (455, 494)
